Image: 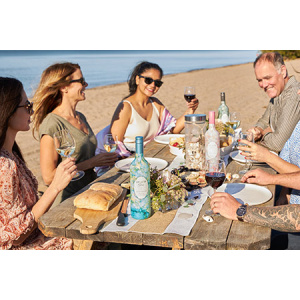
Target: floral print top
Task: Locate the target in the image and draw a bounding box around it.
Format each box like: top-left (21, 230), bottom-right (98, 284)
top-left (0, 149), bottom-right (72, 250)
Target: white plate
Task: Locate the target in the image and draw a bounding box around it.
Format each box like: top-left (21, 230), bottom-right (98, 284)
top-left (154, 134), bottom-right (185, 145)
top-left (217, 183), bottom-right (272, 205)
top-left (115, 157), bottom-right (168, 172)
top-left (229, 150), bottom-right (265, 164)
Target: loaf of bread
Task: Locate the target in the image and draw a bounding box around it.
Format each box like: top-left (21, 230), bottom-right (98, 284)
top-left (220, 135), bottom-right (233, 148)
top-left (74, 182), bottom-right (123, 211)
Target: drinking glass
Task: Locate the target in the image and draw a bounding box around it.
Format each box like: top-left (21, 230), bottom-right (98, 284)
top-left (238, 131), bottom-right (254, 175)
top-left (230, 112), bottom-right (241, 130)
top-left (53, 129), bottom-right (85, 181)
top-left (184, 86), bottom-right (196, 103)
top-left (204, 159), bottom-right (226, 215)
top-left (104, 134), bottom-right (117, 153)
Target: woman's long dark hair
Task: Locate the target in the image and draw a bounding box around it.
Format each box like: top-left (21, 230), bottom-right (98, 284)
top-left (124, 61), bottom-right (163, 99)
top-left (0, 77), bottom-right (25, 161)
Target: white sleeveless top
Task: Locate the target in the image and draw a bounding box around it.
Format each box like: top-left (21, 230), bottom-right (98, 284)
top-left (123, 100), bottom-right (161, 151)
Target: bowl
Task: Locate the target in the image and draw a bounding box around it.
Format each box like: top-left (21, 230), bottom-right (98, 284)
top-left (220, 134), bottom-right (234, 157)
top-left (169, 144), bottom-right (184, 156)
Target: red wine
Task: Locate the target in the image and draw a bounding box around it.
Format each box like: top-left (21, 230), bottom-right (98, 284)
top-left (205, 172), bottom-right (226, 189)
top-left (184, 94), bottom-right (196, 102)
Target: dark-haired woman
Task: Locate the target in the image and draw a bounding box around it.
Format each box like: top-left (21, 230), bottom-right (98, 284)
top-left (95, 61), bottom-right (198, 173)
top-left (0, 77), bottom-right (76, 249)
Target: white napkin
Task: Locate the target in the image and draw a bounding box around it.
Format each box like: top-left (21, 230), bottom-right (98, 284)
top-left (101, 201), bottom-right (139, 232)
top-left (163, 187), bottom-right (208, 236)
top-left (166, 155), bottom-right (185, 171)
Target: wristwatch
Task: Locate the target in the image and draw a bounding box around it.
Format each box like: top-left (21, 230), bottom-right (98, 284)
top-left (236, 204), bottom-right (248, 222)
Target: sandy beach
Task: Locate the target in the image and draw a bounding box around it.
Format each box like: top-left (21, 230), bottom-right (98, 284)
top-left (15, 59), bottom-right (300, 193)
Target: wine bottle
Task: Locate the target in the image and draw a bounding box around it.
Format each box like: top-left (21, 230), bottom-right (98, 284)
top-left (130, 136), bottom-right (151, 220)
top-left (205, 111), bottom-right (220, 170)
top-left (217, 92), bottom-right (230, 123)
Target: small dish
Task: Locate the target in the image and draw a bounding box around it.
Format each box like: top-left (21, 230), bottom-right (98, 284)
top-left (169, 144), bottom-right (184, 156)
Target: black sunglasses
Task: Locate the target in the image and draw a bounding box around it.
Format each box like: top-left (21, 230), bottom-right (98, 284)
top-left (18, 100), bottom-right (34, 115)
top-left (69, 77), bottom-right (87, 85)
top-left (139, 75), bottom-right (163, 88)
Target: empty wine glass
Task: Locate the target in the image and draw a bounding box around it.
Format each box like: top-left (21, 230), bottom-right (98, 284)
top-left (53, 129), bottom-right (85, 181)
top-left (104, 134), bottom-right (117, 153)
top-left (205, 159), bottom-right (226, 216)
top-left (238, 131), bottom-right (254, 175)
top-left (184, 86), bottom-right (196, 103)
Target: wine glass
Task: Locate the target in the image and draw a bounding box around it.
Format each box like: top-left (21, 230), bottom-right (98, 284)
top-left (228, 112), bottom-right (241, 150)
top-left (104, 134), bottom-right (117, 153)
top-left (205, 159), bottom-right (226, 215)
top-left (230, 112), bottom-right (241, 130)
top-left (53, 129), bottom-right (85, 181)
top-left (238, 131), bottom-right (254, 175)
top-left (184, 86), bottom-right (196, 103)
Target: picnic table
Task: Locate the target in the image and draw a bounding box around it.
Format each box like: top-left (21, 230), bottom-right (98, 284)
top-left (38, 140), bottom-right (276, 250)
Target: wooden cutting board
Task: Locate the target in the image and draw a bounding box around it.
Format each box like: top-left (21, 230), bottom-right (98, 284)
top-left (74, 189), bottom-right (127, 234)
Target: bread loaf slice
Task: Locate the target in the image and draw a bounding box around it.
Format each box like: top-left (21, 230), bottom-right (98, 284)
top-left (74, 183), bottom-right (123, 211)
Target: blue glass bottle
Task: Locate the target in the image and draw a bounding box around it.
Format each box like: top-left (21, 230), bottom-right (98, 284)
top-left (130, 136), bottom-right (151, 220)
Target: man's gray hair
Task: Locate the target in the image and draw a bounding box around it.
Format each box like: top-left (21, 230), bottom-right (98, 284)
top-left (254, 52), bottom-right (286, 73)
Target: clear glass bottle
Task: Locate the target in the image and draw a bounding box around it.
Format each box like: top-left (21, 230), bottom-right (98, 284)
top-left (130, 136), bottom-right (151, 220)
top-left (205, 111), bottom-right (220, 170)
top-left (217, 92), bottom-right (230, 123)
top-left (184, 114), bottom-right (206, 170)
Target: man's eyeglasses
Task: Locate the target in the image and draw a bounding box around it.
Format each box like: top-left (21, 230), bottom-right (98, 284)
top-left (18, 100), bottom-right (34, 115)
top-left (69, 77), bottom-right (87, 86)
top-left (139, 75), bottom-right (163, 88)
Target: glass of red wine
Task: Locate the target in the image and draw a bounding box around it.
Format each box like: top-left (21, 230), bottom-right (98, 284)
top-left (184, 86), bottom-right (196, 103)
top-left (204, 159), bottom-right (226, 216)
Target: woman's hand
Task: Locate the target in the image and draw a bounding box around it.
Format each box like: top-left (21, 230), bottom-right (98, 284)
top-left (238, 139), bottom-right (271, 163)
top-left (93, 152), bottom-right (118, 167)
top-left (186, 97), bottom-right (199, 113)
top-left (50, 157), bottom-right (77, 193)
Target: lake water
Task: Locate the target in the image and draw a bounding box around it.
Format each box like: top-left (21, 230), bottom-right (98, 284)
top-left (0, 50), bottom-right (258, 97)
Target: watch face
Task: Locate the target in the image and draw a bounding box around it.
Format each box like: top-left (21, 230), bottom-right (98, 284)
top-left (237, 205), bottom-right (247, 217)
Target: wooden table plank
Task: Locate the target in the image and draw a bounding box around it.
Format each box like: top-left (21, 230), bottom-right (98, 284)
top-left (184, 199), bottom-right (233, 250)
top-left (38, 196), bottom-right (77, 237)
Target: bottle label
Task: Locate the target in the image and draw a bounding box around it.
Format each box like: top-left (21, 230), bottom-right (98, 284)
top-left (133, 176), bottom-right (149, 199)
top-left (221, 114), bottom-right (229, 123)
top-left (207, 142), bottom-right (218, 159)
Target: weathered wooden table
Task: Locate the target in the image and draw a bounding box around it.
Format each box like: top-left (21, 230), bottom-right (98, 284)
top-left (38, 140), bottom-right (276, 250)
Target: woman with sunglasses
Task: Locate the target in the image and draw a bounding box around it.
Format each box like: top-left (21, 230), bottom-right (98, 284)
top-left (32, 62), bottom-right (118, 206)
top-left (0, 77), bottom-right (77, 249)
top-left (95, 61), bottom-right (198, 171)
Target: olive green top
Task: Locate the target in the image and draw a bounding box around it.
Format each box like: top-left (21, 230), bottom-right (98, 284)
top-left (39, 112), bottom-right (97, 206)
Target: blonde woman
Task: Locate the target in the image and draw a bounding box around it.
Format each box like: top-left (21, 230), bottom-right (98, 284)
top-left (32, 62), bottom-right (117, 206)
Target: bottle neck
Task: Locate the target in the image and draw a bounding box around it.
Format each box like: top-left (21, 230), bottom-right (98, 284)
top-left (135, 142), bottom-right (144, 156)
